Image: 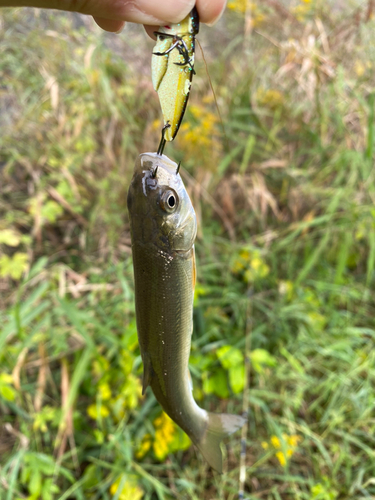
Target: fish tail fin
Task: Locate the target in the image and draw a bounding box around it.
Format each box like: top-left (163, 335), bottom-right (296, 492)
top-left (196, 412), bottom-right (247, 474)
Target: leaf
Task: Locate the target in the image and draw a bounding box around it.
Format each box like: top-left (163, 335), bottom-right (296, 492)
top-left (34, 453), bottom-right (56, 476)
top-left (28, 469), bottom-right (42, 496)
top-left (42, 478), bottom-right (60, 500)
top-left (0, 229), bottom-right (21, 247)
top-left (250, 349), bottom-right (277, 373)
top-left (217, 345), bottom-right (244, 369)
top-left (0, 253), bottom-right (29, 279)
top-left (41, 200), bottom-right (64, 223)
top-left (26, 257), bottom-right (48, 281)
top-left (229, 364), bottom-right (245, 394)
top-left (0, 373), bottom-right (13, 384)
top-left (0, 384), bottom-right (16, 401)
top-left (6, 450), bottom-right (26, 500)
top-left (280, 347), bottom-right (304, 375)
top-left (203, 369), bottom-right (229, 399)
top-left (0, 373), bottom-right (16, 401)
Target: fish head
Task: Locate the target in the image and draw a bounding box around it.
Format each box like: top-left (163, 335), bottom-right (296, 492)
top-left (127, 153), bottom-right (197, 254)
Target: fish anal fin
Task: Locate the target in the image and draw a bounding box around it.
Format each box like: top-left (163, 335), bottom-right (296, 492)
top-left (196, 412), bottom-right (247, 474)
top-left (142, 353), bottom-right (154, 395)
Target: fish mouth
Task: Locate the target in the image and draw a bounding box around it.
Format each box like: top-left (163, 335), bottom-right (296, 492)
top-left (173, 213), bottom-right (197, 253)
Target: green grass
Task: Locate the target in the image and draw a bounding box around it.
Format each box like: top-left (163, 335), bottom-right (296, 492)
top-left (1, 2), bottom-right (375, 499)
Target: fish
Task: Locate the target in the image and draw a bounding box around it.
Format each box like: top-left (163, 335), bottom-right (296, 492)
top-left (151, 8), bottom-right (199, 143)
top-left (127, 153), bottom-right (246, 473)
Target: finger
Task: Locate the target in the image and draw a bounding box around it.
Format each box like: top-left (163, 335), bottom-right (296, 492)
top-left (144, 25), bottom-right (157, 40)
top-left (196, 0), bottom-right (227, 25)
top-left (93, 17), bottom-right (125, 32)
top-left (73, 0), bottom-right (194, 25)
top-left (136, 0), bottom-right (195, 23)
top-left (143, 0), bottom-right (227, 39)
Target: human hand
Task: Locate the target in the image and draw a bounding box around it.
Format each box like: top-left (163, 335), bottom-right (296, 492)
top-left (0, 0), bottom-right (227, 33)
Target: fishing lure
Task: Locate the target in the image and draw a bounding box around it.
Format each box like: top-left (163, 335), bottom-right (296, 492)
top-left (127, 153), bottom-right (246, 472)
top-left (152, 7), bottom-right (199, 153)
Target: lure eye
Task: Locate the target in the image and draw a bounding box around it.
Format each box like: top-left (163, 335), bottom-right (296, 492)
top-left (160, 190), bottom-right (178, 213)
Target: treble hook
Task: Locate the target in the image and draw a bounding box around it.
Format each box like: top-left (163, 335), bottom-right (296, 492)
top-left (151, 166), bottom-right (158, 179)
top-left (157, 122), bottom-right (171, 156)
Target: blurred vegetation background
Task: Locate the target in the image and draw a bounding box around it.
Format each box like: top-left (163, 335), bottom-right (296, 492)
top-left (1, 0), bottom-right (375, 498)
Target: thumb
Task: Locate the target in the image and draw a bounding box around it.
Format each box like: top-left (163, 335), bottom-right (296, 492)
top-left (90, 0), bottom-right (195, 26)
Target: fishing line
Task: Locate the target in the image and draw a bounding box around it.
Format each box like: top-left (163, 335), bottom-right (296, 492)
top-left (196, 39), bottom-right (229, 152)
top-left (239, 288), bottom-right (252, 499)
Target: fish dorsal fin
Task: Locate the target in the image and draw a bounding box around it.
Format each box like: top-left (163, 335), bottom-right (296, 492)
top-left (142, 353), bottom-right (154, 395)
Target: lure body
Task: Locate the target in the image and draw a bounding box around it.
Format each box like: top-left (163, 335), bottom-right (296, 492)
top-left (151, 8), bottom-right (199, 142)
top-left (127, 153), bottom-right (246, 472)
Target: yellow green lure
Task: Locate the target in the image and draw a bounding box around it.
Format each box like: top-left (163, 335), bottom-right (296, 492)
top-left (152, 8), bottom-right (199, 150)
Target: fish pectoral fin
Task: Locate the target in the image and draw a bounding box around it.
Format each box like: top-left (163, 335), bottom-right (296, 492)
top-left (142, 353), bottom-right (154, 395)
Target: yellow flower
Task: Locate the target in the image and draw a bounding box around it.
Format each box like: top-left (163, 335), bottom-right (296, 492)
top-left (136, 434), bottom-right (152, 459)
top-left (354, 61), bottom-right (365, 77)
top-left (256, 88), bottom-right (284, 109)
top-left (227, 0), bottom-right (265, 24)
top-left (98, 383), bottom-right (112, 401)
top-left (87, 403), bottom-right (109, 420)
top-left (153, 412), bottom-right (176, 460)
top-left (122, 374), bottom-right (142, 409)
top-left (119, 350), bottom-right (135, 375)
top-left (178, 102), bottom-right (222, 168)
top-left (190, 105), bottom-right (205, 120)
top-left (151, 119), bottom-right (162, 131)
top-left (263, 433), bottom-right (301, 467)
top-left (153, 433), bottom-right (170, 460)
top-left (227, 0), bottom-right (247, 13)
top-left (92, 356), bottom-right (110, 378)
top-left (270, 435), bottom-right (281, 449)
top-left (275, 451), bottom-right (287, 467)
top-left (231, 249), bottom-right (269, 282)
top-left (110, 476), bottom-right (143, 500)
top-left (249, 256), bottom-right (270, 279)
top-left (292, 2), bottom-right (312, 21)
top-left (287, 434), bottom-right (302, 448)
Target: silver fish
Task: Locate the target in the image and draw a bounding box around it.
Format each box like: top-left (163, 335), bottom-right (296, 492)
top-left (127, 153), bottom-right (246, 472)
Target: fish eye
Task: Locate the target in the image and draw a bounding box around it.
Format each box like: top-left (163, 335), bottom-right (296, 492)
top-left (160, 189), bottom-right (178, 213)
top-left (167, 194), bottom-right (175, 208)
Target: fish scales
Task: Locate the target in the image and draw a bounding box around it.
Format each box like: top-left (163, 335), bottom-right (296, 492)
top-left (127, 153), bottom-right (246, 472)
top-left (132, 243), bottom-right (204, 436)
